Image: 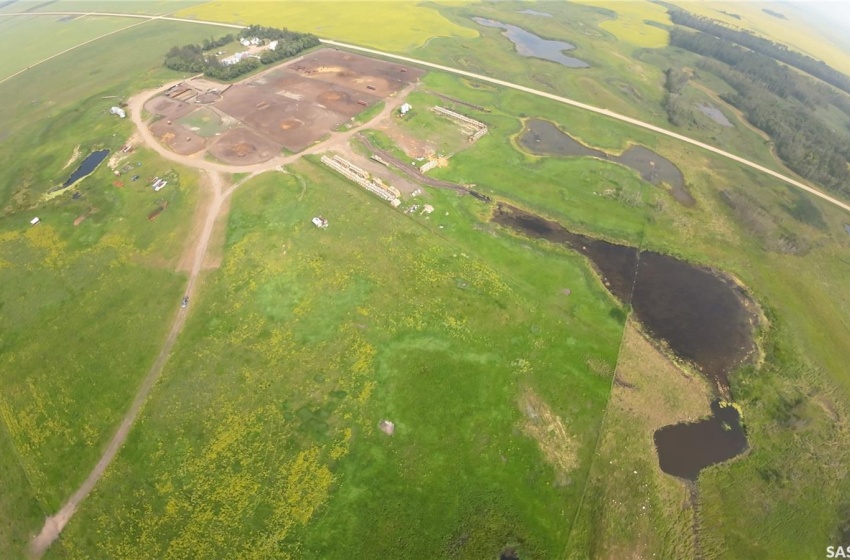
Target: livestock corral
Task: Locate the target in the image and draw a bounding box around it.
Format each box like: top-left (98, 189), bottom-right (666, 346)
top-left (144, 49), bottom-right (424, 163)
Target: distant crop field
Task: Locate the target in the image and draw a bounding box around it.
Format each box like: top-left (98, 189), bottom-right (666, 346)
top-left (0, 15), bottom-right (137, 81)
top-left (0, 0), bottom-right (204, 15)
top-left (174, 0), bottom-right (479, 51)
top-left (571, 0), bottom-right (671, 48)
top-left (666, 0), bottom-right (850, 76)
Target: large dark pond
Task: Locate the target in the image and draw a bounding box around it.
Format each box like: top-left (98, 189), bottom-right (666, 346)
top-left (62, 149), bottom-right (109, 187)
top-left (492, 204), bottom-right (757, 391)
top-left (518, 119), bottom-right (695, 206)
top-left (654, 400), bottom-right (747, 480)
top-left (492, 204), bottom-right (758, 478)
top-left (472, 17), bottom-right (589, 68)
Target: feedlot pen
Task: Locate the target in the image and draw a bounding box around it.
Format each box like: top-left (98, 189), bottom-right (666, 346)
top-left (144, 49), bottom-right (423, 163)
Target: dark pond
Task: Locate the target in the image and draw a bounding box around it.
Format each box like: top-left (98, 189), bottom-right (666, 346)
top-left (518, 8), bottom-right (552, 17)
top-left (491, 204), bottom-right (758, 391)
top-left (472, 17), bottom-right (589, 68)
top-left (519, 119), bottom-right (695, 206)
top-left (695, 102), bottom-right (733, 127)
top-left (62, 149), bottom-right (109, 187)
top-left (653, 400), bottom-right (747, 480)
top-left (493, 204), bottom-right (758, 478)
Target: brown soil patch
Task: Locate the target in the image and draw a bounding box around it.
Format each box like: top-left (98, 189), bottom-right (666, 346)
top-left (144, 96), bottom-right (193, 119)
top-left (291, 49), bottom-right (424, 97)
top-left (280, 119), bottom-right (301, 130)
top-left (208, 128), bottom-right (278, 165)
top-left (519, 388), bottom-right (577, 482)
top-left (321, 91), bottom-right (343, 102)
top-left (376, 120), bottom-right (434, 159)
top-left (149, 120), bottom-right (205, 155)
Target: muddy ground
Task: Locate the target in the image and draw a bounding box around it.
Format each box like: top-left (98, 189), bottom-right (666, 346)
top-left (207, 127), bottom-right (279, 165)
top-left (149, 120), bottom-right (205, 155)
top-left (144, 96), bottom-right (194, 120)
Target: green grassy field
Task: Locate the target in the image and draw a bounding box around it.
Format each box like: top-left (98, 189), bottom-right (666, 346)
top-left (53, 160), bottom-right (624, 558)
top-left (412, 1), bottom-right (805, 183)
top-left (571, 0), bottom-right (672, 48)
top-left (0, 16), bottom-right (238, 557)
top-left (1, 2), bottom-right (850, 559)
top-left (0, 1), bottom-right (204, 15)
top-left (174, 0), bottom-right (479, 52)
top-left (0, 15), bottom-right (140, 81)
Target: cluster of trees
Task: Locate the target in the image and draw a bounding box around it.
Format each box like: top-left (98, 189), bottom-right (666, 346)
top-left (202, 34), bottom-right (234, 51)
top-left (661, 67), bottom-right (693, 127)
top-left (702, 58), bottom-right (850, 196)
top-left (669, 9), bottom-right (850, 98)
top-left (163, 27), bottom-right (320, 81)
top-left (669, 27), bottom-right (850, 196)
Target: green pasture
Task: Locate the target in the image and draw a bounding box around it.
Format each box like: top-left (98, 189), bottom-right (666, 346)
top-left (414, 71), bottom-right (850, 558)
top-left (0, 15), bottom-right (138, 81)
top-left (0, 17), bottom-right (233, 557)
top-left (0, 2), bottom-right (849, 559)
top-left (0, 1), bottom-right (205, 16)
top-left (55, 160), bottom-right (624, 558)
top-left (413, 1), bottom-right (803, 186)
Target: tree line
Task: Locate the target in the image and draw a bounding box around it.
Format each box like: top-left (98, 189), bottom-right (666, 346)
top-left (667, 8), bottom-right (850, 97)
top-left (669, 27), bottom-right (850, 196)
top-left (661, 67), bottom-right (694, 127)
top-left (202, 34), bottom-right (234, 51)
top-left (163, 27), bottom-right (320, 81)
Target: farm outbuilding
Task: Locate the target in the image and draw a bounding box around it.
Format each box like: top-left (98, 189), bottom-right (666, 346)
top-left (110, 106), bottom-right (126, 119)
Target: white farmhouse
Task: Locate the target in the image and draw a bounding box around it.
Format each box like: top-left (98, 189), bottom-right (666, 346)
top-left (399, 103), bottom-right (412, 116)
top-left (268, 40), bottom-right (279, 51)
top-left (110, 106), bottom-right (126, 119)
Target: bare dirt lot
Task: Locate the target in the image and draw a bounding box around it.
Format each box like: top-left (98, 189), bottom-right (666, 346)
top-left (207, 127), bottom-right (279, 165)
top-left (291, 49), bottom-right (424, 96)
top-left (144, 96), bottom-right (194, 119)
top-left (147, 49), bottom-right (423, 161)
top-left (149, 120), bottom-right (205, 155)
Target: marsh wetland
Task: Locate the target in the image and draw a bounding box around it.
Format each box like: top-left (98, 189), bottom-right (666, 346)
top-left (519, 118), bottom-right (695, 205)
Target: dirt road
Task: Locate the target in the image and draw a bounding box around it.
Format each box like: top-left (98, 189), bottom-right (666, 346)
top-left (28, 170), bottom-right (231, 557)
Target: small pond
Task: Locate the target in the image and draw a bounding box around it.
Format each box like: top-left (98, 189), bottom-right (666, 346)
top-left (62, 149), bottom-right (109, 187)
top-left (695, 102), bottom-right (733, 127)
top-left (519, 119), bottom-right (694, 206)
top-left (472, 17), bottom-right (589, 68)
top-left (518, 8), bottom-right (552, 17)
top-left (653, 400), bottom-right (747, 480)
